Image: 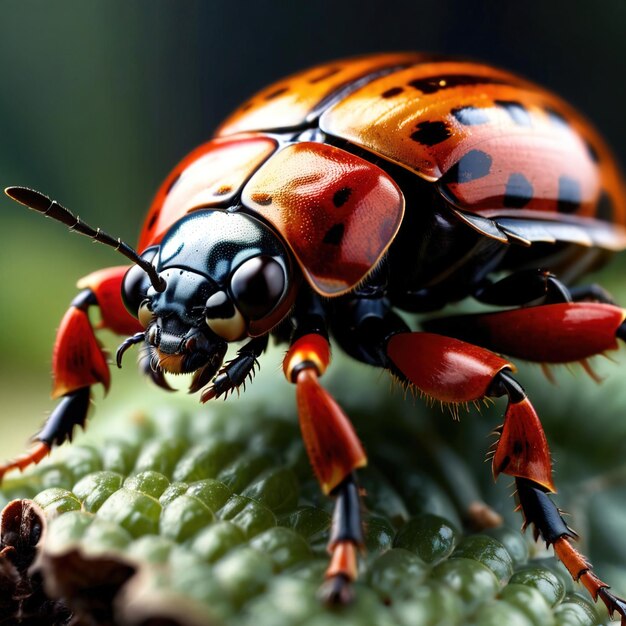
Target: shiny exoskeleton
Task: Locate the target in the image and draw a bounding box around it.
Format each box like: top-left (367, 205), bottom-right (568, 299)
top-left (4, 53), bottom-right (626, 619)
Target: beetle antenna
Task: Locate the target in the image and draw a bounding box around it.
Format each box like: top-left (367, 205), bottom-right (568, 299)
top-left (4, 186), bottom-right (166, 292)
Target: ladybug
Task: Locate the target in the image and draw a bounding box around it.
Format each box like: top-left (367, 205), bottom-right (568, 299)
top-left (4, 52), bottom-right (626, 617)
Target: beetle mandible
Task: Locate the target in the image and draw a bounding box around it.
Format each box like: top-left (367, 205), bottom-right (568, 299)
top-left (4, 53), bottom-right (626, 616)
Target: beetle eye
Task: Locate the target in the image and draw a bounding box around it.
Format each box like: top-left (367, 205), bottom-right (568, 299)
top-left (122, 247), bottom-right (159, 318)
top-left (230, 256), bottom-right (285, 320)
top-left (205, 290), bottom-right (246, 341)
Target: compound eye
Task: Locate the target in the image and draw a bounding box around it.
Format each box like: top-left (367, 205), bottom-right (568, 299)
top-left (205, 290), bottom-right (246, 341)
top-left (121, 247), bottom-right (158, 318)
top-left (230, 256), bottom-right (285, 321)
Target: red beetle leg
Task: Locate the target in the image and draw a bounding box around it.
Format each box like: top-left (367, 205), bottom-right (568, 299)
top-left (284, 334), bottom-right (366, 494)
top-left (386, 332), bottom-right (513, 404)
top-left (487, 372), bottom-right (555, 493)
top-left (52, 291), bottom-right (110, 399)
top-left (284, 333), bottom-right (366, 604)
top-left (386, 333), bottom-right (553, 491)
top-left (422, 302), bottom-right (626, 364)
top-left (387, 331), bottom-right (626, 621)
top-left (77, 265), bottom-right (143, 336)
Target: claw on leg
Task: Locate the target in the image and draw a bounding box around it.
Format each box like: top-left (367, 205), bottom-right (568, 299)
top-left (319, 540), bottom-right (358, 606)
top-left (0, 441), bottom-right (50, 482)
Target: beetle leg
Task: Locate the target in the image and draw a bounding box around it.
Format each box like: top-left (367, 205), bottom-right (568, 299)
top-left (318, 473), bottom-right (364, 605)
top-left (0, 266), bottom-right (141, 481)
top-left (283, 326), bottom-right (367, 604)
top-left (488, 370), bottom-right (626, 624)
top-left (331, 291), bottom-right (502, 528)
top-left (475, 268), bottom-right (616, 306)
top-left (386, 332), bottom-right (626, 622)
top-left (569, 283), bottom-right (615, 304)
top-left (199, 335), bottom-right (268, 400)
top-left (422, 302), bottom-right (625, 365)
top-left (474, 268), bottom-right (572, 306)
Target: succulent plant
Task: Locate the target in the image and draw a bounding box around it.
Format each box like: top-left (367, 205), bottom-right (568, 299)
top-left (1, 352), bottom-right (624, 625)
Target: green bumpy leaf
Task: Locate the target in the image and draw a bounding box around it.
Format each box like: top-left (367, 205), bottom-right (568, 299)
top-left (0, 360), bottom-right (619, 626)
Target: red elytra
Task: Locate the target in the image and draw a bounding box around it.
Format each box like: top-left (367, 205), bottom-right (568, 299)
top-left (241, 142), bottom-right (405, 295)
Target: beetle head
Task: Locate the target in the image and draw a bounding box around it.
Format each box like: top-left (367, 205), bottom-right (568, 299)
top-left (121, 210), bottom-right (296, 380)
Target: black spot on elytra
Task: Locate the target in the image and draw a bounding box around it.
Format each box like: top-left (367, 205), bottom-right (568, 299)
top-left (264, 86), bottom-right (289, 101)
top-left (596, 191), bottom-right (615, 222)
top-left (504, 173), bottom-right (534, 208)
top-left (407, 73), bottom-right (511, 94)
top-left (146, 211), bottom-right (159, 230)
top-left (322, 223), bottom-right (345, 246)
top-left (512, 440), bottom-right (524, 455)
top-left (585, 140), bottom-right (600, 163)
top-left (451, 106), bottom-right (490, 126)
top-left (410, 121), bottom-right (452, 146)
top-left (381, 86), bottom-right (404, 98)
top-left (166, 173), bottom-right (181, 194)
top-left (445, 150), bottom-right (492, 183)
top-left (214, 185), bottom-right (233, 197)
top-left (495, 100), bottom-right (532, 127)
top-left (545, 107), bottom-right (570, 129)
top-left (308, 67), bottom-right (341, 84)
top-left (333, 187), bottom-right (352, 208)
top-left (251, 193), bottom-right (273, 206)
top-left (557, 176), bottom-right (582, 213)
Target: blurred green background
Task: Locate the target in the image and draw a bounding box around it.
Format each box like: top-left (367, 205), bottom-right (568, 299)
top-left (1, 1), bottom-right (626, 483)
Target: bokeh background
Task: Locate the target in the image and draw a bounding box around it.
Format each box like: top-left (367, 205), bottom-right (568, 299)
top-left (2, 0), bottom-right (626, 595)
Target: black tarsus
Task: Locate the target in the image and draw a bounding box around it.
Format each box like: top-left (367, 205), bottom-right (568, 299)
top-left (318, 473), bottom-right (364, 606)
top-left (208, 335), bottom-right (268, 398)
top-left (328, 473), bottom-right (364, 547)
top-left (37, 387), bottom-right (91, 447)
top-left (515, 478), bottom-right (576, 545)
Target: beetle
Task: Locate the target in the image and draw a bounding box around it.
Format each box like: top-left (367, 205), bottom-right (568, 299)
top-left (3, 52), bottom-right (626, 617)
